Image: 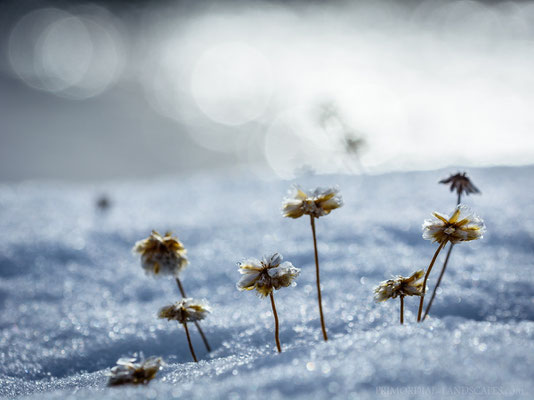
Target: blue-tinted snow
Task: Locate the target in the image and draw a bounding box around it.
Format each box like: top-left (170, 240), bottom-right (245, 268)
top-left (1, 166), bottom-right (533, 399)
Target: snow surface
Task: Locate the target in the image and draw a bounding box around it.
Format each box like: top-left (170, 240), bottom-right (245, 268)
top-left (1, 166), bottom-right (533, 399)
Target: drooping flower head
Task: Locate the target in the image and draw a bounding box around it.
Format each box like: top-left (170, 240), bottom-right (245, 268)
top-left (374, 270), bottom-right (425, 302)
top-left (422, 205), bottom-right (485, 244)
top-left (133, 230), bottom-right (188, 277)
top-left (439, 172), bottom-right (480, 197)
top-left (158, 298), bottom-right (210, 324)
top-left (237, 253), bottom-right (300, 297)
top-left (108, 355), bottom-right (164, 386)
top-left (282, 186), bottom-right (343, 219)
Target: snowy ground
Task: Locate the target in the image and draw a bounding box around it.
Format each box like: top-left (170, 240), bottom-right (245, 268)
top-left (1, 166), bottom-right (533, 399)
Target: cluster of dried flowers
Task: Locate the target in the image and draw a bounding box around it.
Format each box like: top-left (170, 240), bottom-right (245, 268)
top-left (108, 231), bottom-right (213, 385)
top-left (236, 185), bottom-right (342, 352)
top-left (107, 172), bottom-right (486, 386)
top-left (374, 172), bottom-right (485, 324)
top-left (133, 231), bottom-right (211, 362)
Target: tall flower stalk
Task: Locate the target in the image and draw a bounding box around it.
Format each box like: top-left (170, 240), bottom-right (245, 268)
top-left (158, 299), bottom-right (210, 362)
top-left (418, 205), bottom-right (485, 322)
top-left (236, 253), bottom-right (300, 353)
top-left (282, 186), bottom-right (343, 341)
top-left (423, 173), bottom-right (481, 320)
top-left (374, 270), bottom-right (425, 324)
top-left (133, 231), bottom-right (211, 352)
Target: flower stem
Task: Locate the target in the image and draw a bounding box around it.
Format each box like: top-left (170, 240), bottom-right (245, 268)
top-left (310, 215), bottom-right (328, 341)
top-left (457, 192), bottom-right (462, 206)
top-left (176, 278), bottom-right (211, 353)
top-left (417, 240), bottom-right (447, 322)
top-left (182, 322), bottom-right (198, 362)
top-left (400, 295), bottom-right (404, 325)
top-left (175, 278), bottom-right (211, 352)
top-left (423, 243), bottom-right (454, 321)
top-left (175, 277), bottom-right (187, 297)
top-left (269, 292), bottom-right (282, 353)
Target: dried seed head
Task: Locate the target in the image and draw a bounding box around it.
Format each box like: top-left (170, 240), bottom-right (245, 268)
top-left (237, 253), bottom-right (300, 297)
top-left (374, 270), bottom-right (425, 302)
top-left (108, 355), bottom-right (164, 386)
top-left (439, 172), bottom-right (480, 197)
top-left (282, 186), bottom-right (343, 219)
top-left (422, 205), bottom-right (485, 244)
top-left (133, 231), bottom-right (188, 277)
top-left (158, 298), bottom-right (210, 324)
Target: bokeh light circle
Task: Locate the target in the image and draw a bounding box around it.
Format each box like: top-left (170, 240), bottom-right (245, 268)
top-left (191, 42), bottom-right (273, 126)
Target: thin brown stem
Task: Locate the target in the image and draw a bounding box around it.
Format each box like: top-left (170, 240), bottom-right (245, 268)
top-left (269, 292), bottom-right (282, 353)
top-left (310, 215), bottom-right (328, 341)
top-left (457, 192), bottom-right (462, 206)
top-left (182, 322), bottom-right (198, 362)
top-left (176, 278), bottom-right (211, 352)
top-left (400, 295), bottom-right (404, 325)
top-left (423, 243), bottom-right (455, 321)
top-left (193, 321), bottom-right (211, 352)
top-left (175, 277), bottom-right (187, 297)
top-left (417, 240), bottom-right (447, 322)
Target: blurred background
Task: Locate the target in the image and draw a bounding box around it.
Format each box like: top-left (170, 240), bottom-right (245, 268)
top-left (1, 0), bottom-right (533, 182)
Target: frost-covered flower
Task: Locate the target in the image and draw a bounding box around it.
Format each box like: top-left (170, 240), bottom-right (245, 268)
top-left (439, 172), bottom-right (480, 197)
top-left (237, 253), bottom-right (300, 297)
top-left (422, 205), bottom-right (485, 244)
top-left (107, 355), bottom-right (163, 386)
top-left (282, 186), bottom-right (343, 219)
top-left (133, 231), bottom-right (188, 276)
top-left (374, 270), bottom-right (425, 302)
top-left (158, 298), bottom-right (210, 323)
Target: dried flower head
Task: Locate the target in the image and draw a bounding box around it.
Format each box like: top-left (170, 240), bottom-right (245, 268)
top-left (282, 186), bottom-right (343, 219)
top-left (439, 172), bottom-right (480, 197)
top-left (422, 205), bottom-right (485, 244)
top-left (133, 230), bottom-right (188, 277)
top-left (237, 253), bottom-right (300, 297)
top-left (374, 270), bottom-right (425, 302)
top-left (108, 355), bottom-right (163, 386)
top-left (158, 298), bottom-right (210, 324)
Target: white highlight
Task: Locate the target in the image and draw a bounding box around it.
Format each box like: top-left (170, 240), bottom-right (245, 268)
top-left (191, 42), bottom-right (273, 126)
top-left (8, 7), bottom-right (124, 100)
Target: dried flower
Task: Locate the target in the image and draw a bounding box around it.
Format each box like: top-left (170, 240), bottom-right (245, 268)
top-left (374, 270), bottom-right (425, 302)
top-left (158, 298), bottom-right (211, 324)
top-left (282, 186), bottom-right (343, 219)
top-left (422, 205), bottom-right (485, 245)
top-left (108, 355), bottom-right (163, 386)
top-left (418, 205), bottom-right (486, 322)
top-left (281, 186), bottom-right (341, 341)
top-left (424, 173), bottom-right (482, 321)
top-left (439, 172), bottom-right (480, 199)
top-left (133, 230), bottom-right (188, 276)
top-left (237, 253), bottom-right (299, 352)
top-left (237, 253), bottom-right (300, 297)
top-left (159, 299), bottom-right (210, 362)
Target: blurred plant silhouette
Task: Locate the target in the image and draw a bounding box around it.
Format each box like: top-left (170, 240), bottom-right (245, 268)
top-left (316, 100), bottom-right (366, 174)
